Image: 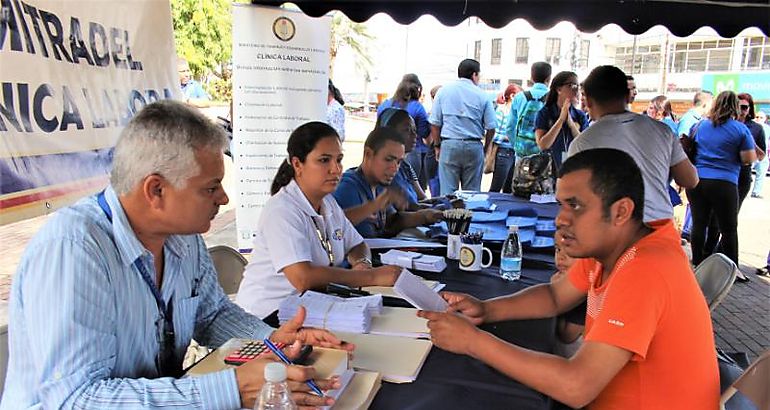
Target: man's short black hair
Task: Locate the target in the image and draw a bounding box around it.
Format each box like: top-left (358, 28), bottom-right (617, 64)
top-left (458, 59), bottom-right (480, 80)
top-left (626, 75), bottom-right (635, 81)
top-left (531, 62), bottom-right (552, 84)
top-left (364, 126), bottom-right (405, 154)
top-left (560, 148), bottom-right (645, 222)
top-left (583, 66), bottom-right (629, 105)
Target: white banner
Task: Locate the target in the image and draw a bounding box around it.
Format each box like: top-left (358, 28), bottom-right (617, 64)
top-left (0, 0), bottom-right (179, 224)
top-left (232, 4), bottom-right (330, 251)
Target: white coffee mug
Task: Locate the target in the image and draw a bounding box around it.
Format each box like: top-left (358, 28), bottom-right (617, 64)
top-left (459, 243), bottom-right (493, 271)
top-left (447, 234), bottom-right (461, 260)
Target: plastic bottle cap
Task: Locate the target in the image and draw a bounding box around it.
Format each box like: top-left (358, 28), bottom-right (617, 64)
top-left (264, 362), bottom-right (288, 382)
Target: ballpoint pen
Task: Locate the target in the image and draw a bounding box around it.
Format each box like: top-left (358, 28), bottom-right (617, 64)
top-left (262, 338), bottom-right (324, 397)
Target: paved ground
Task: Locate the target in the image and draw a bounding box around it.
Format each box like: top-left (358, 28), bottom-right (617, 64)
top-left (1, 115), bottom-right (768, 363)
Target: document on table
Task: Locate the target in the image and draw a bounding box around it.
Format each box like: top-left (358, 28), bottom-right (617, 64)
top-left (393, 269), bottom-right (448, 312)
top-left (369, 307), bottom-right (430, 339)
top-left (363, 279), bottom-right (445, 299)
top-left (336, 332), bottom-right (433, 383)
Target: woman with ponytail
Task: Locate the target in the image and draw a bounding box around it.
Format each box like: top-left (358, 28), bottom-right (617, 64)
top-left (236, 122), bottom-right (401, 318)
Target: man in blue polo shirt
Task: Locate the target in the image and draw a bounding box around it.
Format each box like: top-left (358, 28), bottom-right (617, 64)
top-left (505, 62), bottom-right (552, 164)
top-left (429, 59), bottom-right (497, 195)
top-left (677, 90), bottom-right (713, 138)
top-left (178, 58), bottom-right (210, 108)
top-left (333, 127), bottom-right (443, 238)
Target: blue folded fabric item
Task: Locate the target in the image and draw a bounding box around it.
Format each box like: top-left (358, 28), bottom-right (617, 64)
top-left (535, 218), bottom-right (556, 233)
top-left (518, 228), bottom-right (535, 244)
top-left (471, 211), bottom-right (508, 223)
top-left (506, 216), bottom-right (537, 228)
top-left (526, 236), bottom-right (555, 249)
top-left (429, 221), bottom-right (517, 242)
top-left (465, 200), bottom-right (494, 211)
top-left (506, 206), bottom-right (538, 217)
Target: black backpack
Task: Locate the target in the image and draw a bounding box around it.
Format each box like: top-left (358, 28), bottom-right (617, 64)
top-left (512, 152), bottom-right (555, 198)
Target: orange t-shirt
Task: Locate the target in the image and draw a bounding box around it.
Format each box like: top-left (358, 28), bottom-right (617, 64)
top-left (567, 220), bottom-right (719, 410)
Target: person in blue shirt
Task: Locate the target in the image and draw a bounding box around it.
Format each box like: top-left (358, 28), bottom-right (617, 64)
top-left (178, 58), bottom-right (210, 108)
top-left (378, 74), bottom-right (431, 190)
top-left (1, 101), bottom-right (351, 410)
top-left (488, 83), bottom-right (522, 192)
top-left (376, 108), bottom-right (426, 205)
top-left (686, 91), bottom-right (756, 268)
top-left (505, 62), bottom-right (552, 164)
top-left (646, 95), bottom-right (678, 133)
top-left (333, 127), bottom-right (443, 238)
top-left (677, 91), bottom-right (713, 138)
top-left (534, 71), bottom-right (589, 174)
top-left (428, 59), bottom-right (497, 195)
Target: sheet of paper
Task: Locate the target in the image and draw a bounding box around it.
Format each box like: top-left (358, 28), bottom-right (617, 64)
top-left (331, 371), bottom-right (382, 410)
top-left (362, 280), bottom-right (443, 299)
top-left (364, 238), bottom-right (445, 249)
top-left (393, 269), bottom-right (448, 312)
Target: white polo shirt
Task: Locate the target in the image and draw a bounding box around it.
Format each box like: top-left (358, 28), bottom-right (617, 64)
top-left (236, 179), bottom-right (364, 318)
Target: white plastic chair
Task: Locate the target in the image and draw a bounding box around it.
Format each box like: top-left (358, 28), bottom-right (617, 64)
top-left (693, 253), bottom-right (738, 311)
top-left (208, 245), bottom-right (247, 295)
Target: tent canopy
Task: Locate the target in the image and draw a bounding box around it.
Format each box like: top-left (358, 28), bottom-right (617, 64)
top-left (253, 0), bottom-right (769, 37)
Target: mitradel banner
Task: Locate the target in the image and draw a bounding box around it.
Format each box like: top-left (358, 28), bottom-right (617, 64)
top-left (232, 4), bottom-right (330, 252)
top-left (0, 0), bottom-right (180, 224)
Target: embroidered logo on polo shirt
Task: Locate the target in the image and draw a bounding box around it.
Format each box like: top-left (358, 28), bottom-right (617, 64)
top-left (608, 319), bottom-right (625, 327)
top-left (333, 229), bottom-right (344, 240)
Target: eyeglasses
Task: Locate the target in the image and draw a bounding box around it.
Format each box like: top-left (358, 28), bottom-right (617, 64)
top-left (739, 104), bottom-right (750, 111)
top-left (564, 83), bottom-right (579, 90)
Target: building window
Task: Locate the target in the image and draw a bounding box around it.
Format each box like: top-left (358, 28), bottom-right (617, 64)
top-left (474, 40), bottom-right (481, 62)
top-left (615, 44), bottom-right (661, 74)
top-left (578, 40), bottom-right (590, 68)
top-left (491, 38), bottom-right (502, 65)
top-left (670, 39), bottom-right (735, 72)
top-left (545, 38), bottom-right (561, 65)
top-left (742, 37), bottom-right (770, 70)
top-left (515, 38), bottom-right (529, 64)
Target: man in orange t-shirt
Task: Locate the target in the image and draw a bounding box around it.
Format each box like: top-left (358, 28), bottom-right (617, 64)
top-left (419, 148), bottom-right (719, 409)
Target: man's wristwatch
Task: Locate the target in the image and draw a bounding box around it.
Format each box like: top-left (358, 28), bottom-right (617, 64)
top-left (351, 257), bottom-right (372, 267)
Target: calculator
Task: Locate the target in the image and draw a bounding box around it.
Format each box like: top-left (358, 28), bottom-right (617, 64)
top-left (224, 340), bottom-right (281, 365)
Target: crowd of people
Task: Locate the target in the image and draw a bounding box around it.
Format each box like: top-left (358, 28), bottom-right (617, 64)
top-left (1, 57), bottom-right (767, 409)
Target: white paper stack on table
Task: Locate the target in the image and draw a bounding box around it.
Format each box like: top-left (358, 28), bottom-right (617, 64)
top-left (278, 291), bottom-right (383, 333)
top-left (362, 279), bottom-right (445, 299)
top-left (379, 249), bottom-right (447, 272)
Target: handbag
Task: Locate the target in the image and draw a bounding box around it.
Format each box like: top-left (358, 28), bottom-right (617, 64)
top-left (681, 120), bottom-right (702, 163)
top-left (483, 143), bottom-right (498, 174)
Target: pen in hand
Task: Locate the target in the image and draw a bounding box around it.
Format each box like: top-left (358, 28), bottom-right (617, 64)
top-left (262, 338), bottom-right (324, 397)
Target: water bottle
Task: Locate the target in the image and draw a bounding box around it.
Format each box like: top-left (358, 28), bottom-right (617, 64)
top-left (256, 363), bottom-right (297, 410)
top-left (500, 226), bottom-right (523, 281)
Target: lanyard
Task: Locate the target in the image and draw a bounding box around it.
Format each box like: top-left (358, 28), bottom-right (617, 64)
top-left (96, 192), bottom-right (175, 339)
top-left (310, 216), bottom-right (334, 267)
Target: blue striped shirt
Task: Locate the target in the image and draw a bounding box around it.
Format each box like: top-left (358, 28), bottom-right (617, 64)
top-left (2, 186), bottom-right (273, 409)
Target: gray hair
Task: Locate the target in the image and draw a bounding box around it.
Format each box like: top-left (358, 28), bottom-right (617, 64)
top-left (110, 100), bottom-right (228, 195)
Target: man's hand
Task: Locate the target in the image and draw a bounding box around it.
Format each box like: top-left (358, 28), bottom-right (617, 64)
top-left (417, 310), bottom-right (480, 355)
top-left (434, 146), bottom-right (441, 161)
top-left (420, 209), bottom-right (444, 225)
top-left (272, 306), bottom-right (356, 351)
top-left (370, 265), bottom-right (402, 286)
top-left (235, 356), bottom-right (340, 409)
top-left (441, 292), bottom-right (486, 325)
top-left (374, 188), bottom-right (407, 212)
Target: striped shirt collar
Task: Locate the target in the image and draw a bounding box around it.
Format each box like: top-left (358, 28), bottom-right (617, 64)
top-left (103, 185), bottom-right (188, 266)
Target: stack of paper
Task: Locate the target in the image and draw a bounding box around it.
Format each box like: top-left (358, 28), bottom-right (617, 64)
top-left (278, 291), bottom-right (383, 333)
top-left (380, 249), bottom-right (447, 272)
top-left (362, 279), bottom-right (445, 299)
top-left (336, 332), bottom-right (433, 383)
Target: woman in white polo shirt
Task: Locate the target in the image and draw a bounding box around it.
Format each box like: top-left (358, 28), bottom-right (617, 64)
top-left (236, 122), bottom-right (401, 318)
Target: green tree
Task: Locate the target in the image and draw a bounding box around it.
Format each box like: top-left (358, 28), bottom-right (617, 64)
top-left (171, 0), bottom-right (233, 101)
top-left (329, 12), bottom-right (374, 79)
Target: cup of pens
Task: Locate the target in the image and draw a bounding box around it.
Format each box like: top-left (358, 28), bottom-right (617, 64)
top-left (444, 209), bottom-right (472, 260)
top-left (459, 232), bottom-right (493, 272)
